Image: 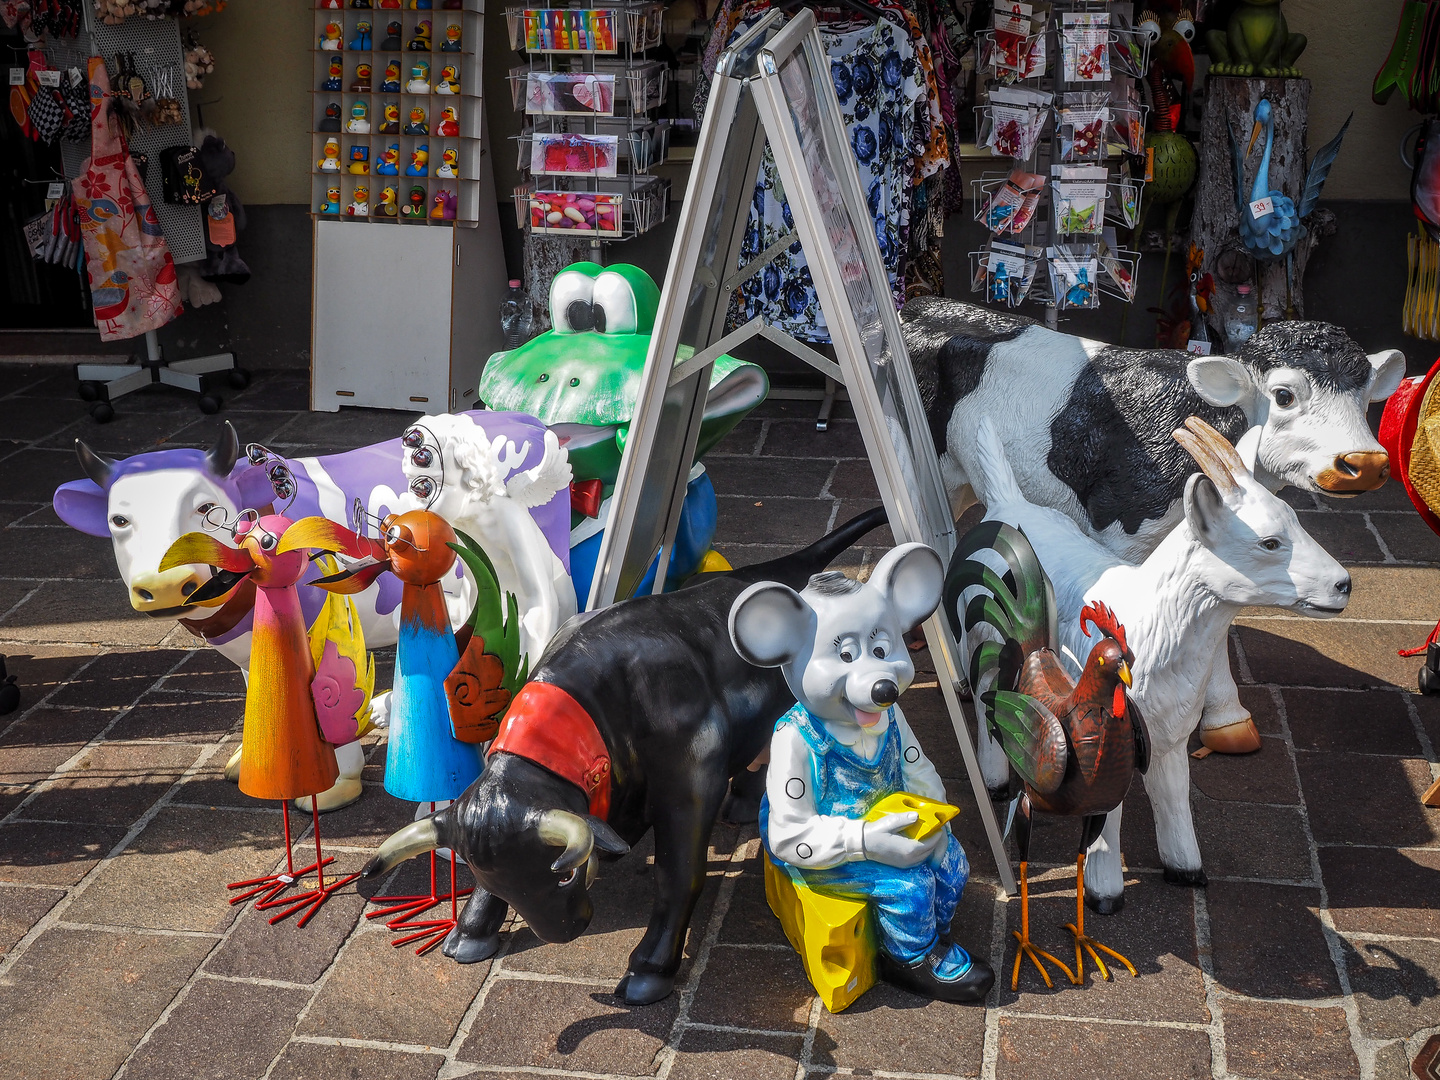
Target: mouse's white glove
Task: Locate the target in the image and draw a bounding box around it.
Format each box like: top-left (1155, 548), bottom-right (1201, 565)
top-left (861, 811), bottom-right (945, 869)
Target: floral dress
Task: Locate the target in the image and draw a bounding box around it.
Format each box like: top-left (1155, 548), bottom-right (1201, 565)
top-left (736, 17), bottom-right (924, 342)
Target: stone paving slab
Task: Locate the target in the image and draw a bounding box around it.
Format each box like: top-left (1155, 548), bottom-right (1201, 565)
top-left (2, 367), bottom-right (1440, 1078)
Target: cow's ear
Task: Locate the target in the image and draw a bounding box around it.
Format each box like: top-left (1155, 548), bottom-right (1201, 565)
top-left (1367, 349), bottom-right (1406, 403)
top-left (1186, 356), bottom-right (1251, 408)
top-left (585, 815), bottom-right (629, 855)
top-left (729, 582), bottom-right (811, 667)
top-left (869, 543), bottom-right (944, 631)
top-left (52, 479), bottom-right (111, 538)
top-left (1183, 472), bottom-right (1228, 544)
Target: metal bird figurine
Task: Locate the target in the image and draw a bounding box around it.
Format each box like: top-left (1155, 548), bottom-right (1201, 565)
top-left (160, 514), bottom-right (370, 927)
top-left (1230, 98), bottom-right (1351, 315)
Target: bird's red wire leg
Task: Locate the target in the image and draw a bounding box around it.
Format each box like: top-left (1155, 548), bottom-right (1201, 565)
top-left (388, 850), bottom-right (459, 955)
top-left (1011, 860), bottom-right (1074, 990)
top-left (1062, 852), bottom-right (1137, 985)
top-left (264, 801), bottom-right (361, 928)
top-left (365, 802), bottom-right (470, 927)
top-left (228, 800), bottom-right (331, 907)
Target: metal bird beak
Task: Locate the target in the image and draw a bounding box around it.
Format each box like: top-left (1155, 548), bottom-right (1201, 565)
top-left (158, 532), bottom-right (256, 607)
top-left (1119, 660), bottom-right (1133, 688)
top-left (1247, 120), bottom-right (1262, 157)
top-left (275, 516), bottom-right (384, 561)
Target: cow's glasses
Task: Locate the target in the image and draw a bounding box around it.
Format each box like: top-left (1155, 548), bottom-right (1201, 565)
top-left (244, 443), bottom-right (298, 511)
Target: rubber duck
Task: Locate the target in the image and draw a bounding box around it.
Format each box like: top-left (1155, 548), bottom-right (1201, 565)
top-left (320, 22), bottom-right (343, 50)
top-left (429, 189), bottom-right (456, 220)
top-left (347, 186), bottom-right (370, 216)
top-left (380, 20), bottom-right (402, 49)
top-left (401, 185), bottom-right (427, 217)
top-left (436, 105), bottom-right (458, 137)
top-left (408, 19), bottom-right (432, 50)
top-left (350, 62), bottom-right (372, 92)
top-left (347, 20), bottom-right (372, 50)
top-left (379, 60), bottom-right (401, 93)
top-left (320, 0), bottom-right (342, 7)
top-left (410, 0), bottom-right (432, 8)
top-left (319, 186), bottom-right (342, 213)
top-left (406, 143), bottom-right (430, 176)
top-left (436, 65), bottom-right (459, 94)
top-left (351, 0), bottom-right (371, 7)
top-left (376, 185), bottom-right (398, 216)
top-left (440, 23), bottom-right (461, 51)
top-left (319, 101), bottom-right (342, 132)
top-left (379, 100), bottom-right (400, 134)
top-left (345, 99), bottom-right (370, 134)
top-left (379, 0), bottom-right (400, 6)
top-left (348, 144), bottom-right (370, 174)
top-left (435, 145), bottom-right (458, 178)
top-left (375, 142), bottom-right (401, 175)
top-left (322, 56), bottom-right (343, 91)
top-left (406, 60), bottom-right (430, 93)
top-left (317, 137), bottom-right (342, 171)
top-left (403, 105), bottom-right (428, 135)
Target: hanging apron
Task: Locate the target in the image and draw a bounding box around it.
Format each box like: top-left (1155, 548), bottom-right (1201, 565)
top-left (73, 56), bottom-right (182, 341)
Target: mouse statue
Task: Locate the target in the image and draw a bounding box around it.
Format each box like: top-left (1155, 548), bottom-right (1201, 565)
top-left (728, 544), bottom-right (996, 1008)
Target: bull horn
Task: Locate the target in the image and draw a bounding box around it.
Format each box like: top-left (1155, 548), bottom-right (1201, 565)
top-left (1173, 416), bottom-right (1242, 495)
top-left (207, 421), bottom-right (240, 478)
top-left (1183, 416), bottom-right (1247, 473)
top-left (537, 809), bottom-right (594, 872)
top-left (74, 439), bottom-right (115, 488)
top-left (360, 817), bottom-right (439, 879)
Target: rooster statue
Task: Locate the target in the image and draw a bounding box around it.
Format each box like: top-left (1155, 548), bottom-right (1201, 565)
top-left (280, 439), bottom-right (527, 954)
top-left (160, 516), bottom-right (374, 927)
top-left (944, 523), bottom-right (1150, 989)
top-left (1230, 98), bottom-right (1351, 317)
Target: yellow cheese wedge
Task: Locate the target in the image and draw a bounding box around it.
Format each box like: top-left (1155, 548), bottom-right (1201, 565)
top-left (863, 792), bottom-right (960, 841)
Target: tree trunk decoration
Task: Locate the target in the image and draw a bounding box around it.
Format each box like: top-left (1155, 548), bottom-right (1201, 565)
top-left (523, 234), bottom-right (593, 333)
top-left (1192, 77), bottom-right (1319, 326)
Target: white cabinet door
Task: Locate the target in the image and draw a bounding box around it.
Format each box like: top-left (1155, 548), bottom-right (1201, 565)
top-left (311, 220), bottom-right (455, 412)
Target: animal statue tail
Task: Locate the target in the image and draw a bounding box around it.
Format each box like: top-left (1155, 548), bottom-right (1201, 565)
top-left (969, 417), bottom-right (1026, 513)
top-left (724, 506), bottom-right (889, 591)
top-left (361, 805), bottom-right (454, 878)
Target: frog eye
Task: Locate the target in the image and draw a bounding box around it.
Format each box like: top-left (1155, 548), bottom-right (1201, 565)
top-left (549, 269), bottom-right (597, 335)
top-left (591, 270), bottom-right (640, 335)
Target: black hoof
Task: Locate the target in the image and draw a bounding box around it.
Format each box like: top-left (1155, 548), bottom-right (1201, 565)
top-left (1163, 866), bottom-right (1209, 888)
top-left (878, 949), bottom-right (994, 1004)
top-left (615, 970), bottom-right (675, 1005)
top-left (442, 926), bottom-right (500, 964)
top-left (719, 792), bottom-right (762, 825)
top-left (1085, 892), bottom-right (1124, 915)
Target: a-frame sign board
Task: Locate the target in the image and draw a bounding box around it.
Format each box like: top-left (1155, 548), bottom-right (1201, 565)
top-left (587, 8), bottom-right (1015, 892)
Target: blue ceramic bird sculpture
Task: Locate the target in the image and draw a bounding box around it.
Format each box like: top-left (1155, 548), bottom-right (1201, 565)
top-left (1228, 98), bottom-right (1351, 314)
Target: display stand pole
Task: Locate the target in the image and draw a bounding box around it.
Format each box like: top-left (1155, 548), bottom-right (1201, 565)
top-left (586, 9), bottom-right (1016, 894)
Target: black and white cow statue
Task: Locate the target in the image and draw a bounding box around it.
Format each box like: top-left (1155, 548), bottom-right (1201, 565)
top-left (901, 297), bottom-right (1404, 767)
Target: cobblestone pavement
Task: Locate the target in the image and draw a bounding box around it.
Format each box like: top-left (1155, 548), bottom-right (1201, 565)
top-left (2, 363), bottom-right (1440, 1079)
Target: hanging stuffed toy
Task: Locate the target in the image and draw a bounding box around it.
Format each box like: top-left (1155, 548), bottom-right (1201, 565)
top-left (72, 56), bottom-right (183, 341)
top-left (195, 131), bottom-right (250, 284)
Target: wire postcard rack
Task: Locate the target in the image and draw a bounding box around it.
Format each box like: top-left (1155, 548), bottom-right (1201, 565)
top-left (968, 0), bottom-right (1149, 321)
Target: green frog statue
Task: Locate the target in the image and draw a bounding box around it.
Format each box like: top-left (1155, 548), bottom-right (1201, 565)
top-left (479, 262), bottom-right (769, 603)
top-left (1205, 0), bottom-right (1307, 78)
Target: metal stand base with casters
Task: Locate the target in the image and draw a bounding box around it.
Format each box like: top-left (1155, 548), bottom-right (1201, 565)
top-left (75, 328), bottom-right (248, 422)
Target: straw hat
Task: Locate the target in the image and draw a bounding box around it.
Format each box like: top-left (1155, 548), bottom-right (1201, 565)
top-left (1380, 355), bottom-right (1440, 537)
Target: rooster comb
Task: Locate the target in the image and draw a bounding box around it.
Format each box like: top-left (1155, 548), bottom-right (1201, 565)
top-left (1080, 601), bottom-right (1132, 661)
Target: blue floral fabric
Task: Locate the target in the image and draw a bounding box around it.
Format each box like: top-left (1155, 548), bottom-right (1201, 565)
top-left (737, 19), bottom-right (924, 342)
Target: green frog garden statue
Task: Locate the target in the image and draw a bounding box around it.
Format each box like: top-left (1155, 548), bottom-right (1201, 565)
top-left (479, 262), bottom-right (769, 603)
top-left (1205, 0), bottom-right (1307, 78)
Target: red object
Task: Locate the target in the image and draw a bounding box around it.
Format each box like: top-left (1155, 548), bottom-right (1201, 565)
top-left (490, 681), bottom-right (611, 818)
top-left (571, 478), bottom-right (603, 518)
top-left (1379, 357), bottom-right (1440, 539)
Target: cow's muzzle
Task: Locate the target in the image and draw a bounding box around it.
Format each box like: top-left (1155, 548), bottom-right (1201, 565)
top-left (129, 567), bottom-right (207, 612)
top-left (1315, 451), bottom-right (1389, 494)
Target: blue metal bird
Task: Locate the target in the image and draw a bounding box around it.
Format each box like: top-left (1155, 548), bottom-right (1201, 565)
top-left (1228, 99), bottom-right (1351, 314)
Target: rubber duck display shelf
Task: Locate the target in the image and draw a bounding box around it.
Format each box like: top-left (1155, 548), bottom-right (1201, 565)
top-left (310, 0), bottom-right (483, 226)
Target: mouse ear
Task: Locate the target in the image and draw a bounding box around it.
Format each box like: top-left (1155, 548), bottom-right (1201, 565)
top-left (869, 543), bottom-right (944, 632)
top-left (728, 581), bottom-right (813, 668)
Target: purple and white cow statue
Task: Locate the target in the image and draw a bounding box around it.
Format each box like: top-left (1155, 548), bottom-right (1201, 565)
top-left (53, 413), bottom-right (573, 812)
top-left (902, 298), bottom-right (1405, 766)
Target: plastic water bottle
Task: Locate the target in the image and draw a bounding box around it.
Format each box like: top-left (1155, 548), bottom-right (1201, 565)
top-left (499, 280), bottom-right (534, 351)
top-left (1225, 284), bottom-right (1258, 349)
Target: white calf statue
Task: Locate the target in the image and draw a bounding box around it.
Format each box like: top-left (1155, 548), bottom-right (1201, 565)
top-left (960, 415), bottom-right (1351, 907)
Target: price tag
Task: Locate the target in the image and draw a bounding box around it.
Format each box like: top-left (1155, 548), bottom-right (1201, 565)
top-left (1186, 339), bottom-right (1213, 356)
top-left (1249, 196), bottom-right (1275, 217)
top-left (8, 68), bottom-right (25, 86)
top-left (46, 182), bottom-right (65, 200)
top-left (37, 69), bottom-right (61, 87)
